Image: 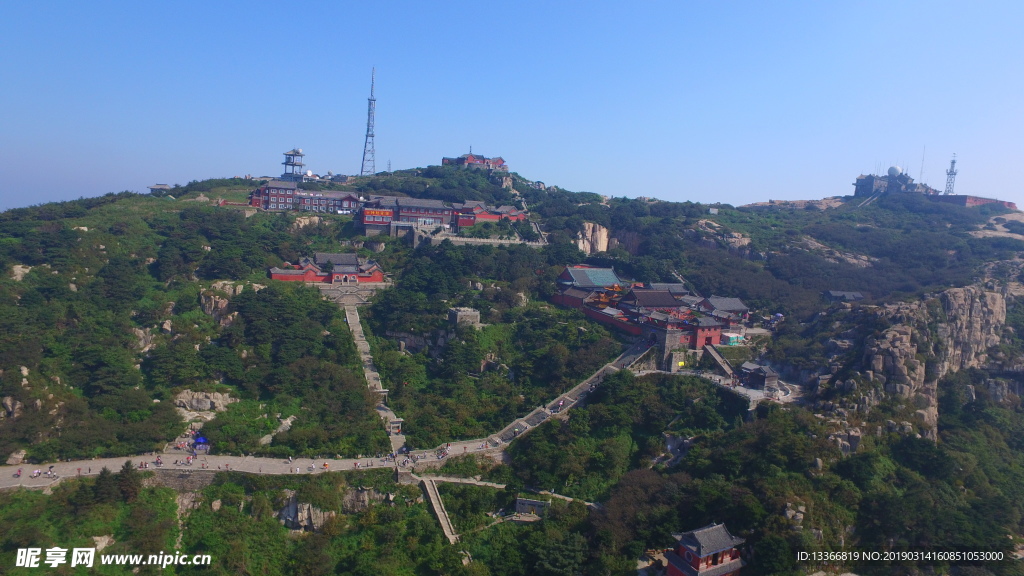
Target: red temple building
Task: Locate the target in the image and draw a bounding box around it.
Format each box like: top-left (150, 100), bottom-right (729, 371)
top-left (452, 201), bottom-right (528, 230)
top-left (441, 152), bottom-right (508, 172)
top-left (269, 252), bottom-right (385, 284)
top-left (665, 523), bottom-right (745, 576)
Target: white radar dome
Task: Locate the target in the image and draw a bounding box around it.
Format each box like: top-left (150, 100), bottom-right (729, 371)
top-left (887, 166), bottom-right (903, 177)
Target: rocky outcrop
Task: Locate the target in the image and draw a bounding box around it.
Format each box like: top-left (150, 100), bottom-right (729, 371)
top-left (1, 396), bottom-right (23, 419)
top-left (861, 285), bottom-right (1008, 438)
top-left (173, 390), bottom-right (237, 412)
top-left (291, 216), bottom-right (322, 230)
top-left (259, 415), bottom-right (297, 446)
top-left (92, 535), bottom-right (115, 552)
top-left (828, 427), bottom-right (862, 455)
top-left (983, 378), bottom-right (1024, 404)
top-left (132, 327), bottom-right (155, 353)
top-left (201, 292), bottom-right (230, 316)
top-left (199, 281), bottom-right (262, 327)
top-left (577, 222), bottom-right (610, 254)
top-left (10, 265), bottom-right (32, 281)
top-left (342, 487), bottom-right (389, 514)
top-left (277, 490), bottom-right (338, 531)
top-left (6, 449), bottom-right (26, 465)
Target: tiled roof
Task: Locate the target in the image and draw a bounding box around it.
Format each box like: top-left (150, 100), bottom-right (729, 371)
top-left (679, 295), bottom-right (706, 307)
top-left (314, 253), bottom-right (359, 266)
top-left (560, 287), bottom-right (594, 299)
top-left (628, 289), bottom-right (684, 308)
top-left (265, 180), bottom-right (298, 189)
top-left (647, 282), bottom-right (690, 295)
top-left (367, 195), bottom-right (400, 207)
top-left (673, 523), bottom-right (745, 557)
top-left (563, 267), bottom-right (623, 289)
top-left (707, 296), bottom-right (748, 313)
top-left (694, 316), bottom-right (722, 327)
top-left (825, 290), bottom-right (864, 300)
top-left (398, 197), bottom-right (449, 209)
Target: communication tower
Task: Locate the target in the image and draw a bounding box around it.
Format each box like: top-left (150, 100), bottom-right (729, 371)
top-left (360, 68), bottom-right (376, 177)
top-left (944, 154), bottom-right (958, 195)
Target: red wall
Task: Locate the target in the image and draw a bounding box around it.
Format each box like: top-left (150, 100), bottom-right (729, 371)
top-left (582, 306), bottom-right (643, 335)
top-left (271, 267), bottom-right (383, 283)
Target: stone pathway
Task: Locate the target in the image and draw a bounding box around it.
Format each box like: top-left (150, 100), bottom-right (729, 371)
top-left (345, 305), bottom-right (405, 454)
top-left (422, 478), bottom-right (459, 544)
top-left (0, 454), bottom-right (394, 491)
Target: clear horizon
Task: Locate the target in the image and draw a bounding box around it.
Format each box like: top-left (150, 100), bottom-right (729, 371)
top-left (2, 1), bottom-right (1022, 211)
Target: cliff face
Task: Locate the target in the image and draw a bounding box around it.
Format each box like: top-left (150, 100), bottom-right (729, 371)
top-left (861, 285), bottom-right (1007, 438)
top-left (577, 222), bottom-right (610, 255)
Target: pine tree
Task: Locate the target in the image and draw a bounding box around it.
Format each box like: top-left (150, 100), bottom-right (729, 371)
top-left (93, 467), bottom-right (120, 504)
top-left (68, 479), bottom-right (96, 514)
top-left (116, 460), bottom-right (142, 503)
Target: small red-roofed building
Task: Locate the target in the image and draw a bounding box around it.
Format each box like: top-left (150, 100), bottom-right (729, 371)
top-left (269, 252), bottom-right (384, 284)
top-left (665, 523), bottom-right (745, 576)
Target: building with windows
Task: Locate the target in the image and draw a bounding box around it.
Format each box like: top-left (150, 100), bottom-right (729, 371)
top-left (360, 196), bottom-right (454, 236)
top-left (294, 191), bottom-right (363, 213)
top-left (249, 180), bottom-right (299, 210)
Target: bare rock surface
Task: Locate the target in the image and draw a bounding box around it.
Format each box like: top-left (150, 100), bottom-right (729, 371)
top-left (174, 390), bottom-right (238, 412)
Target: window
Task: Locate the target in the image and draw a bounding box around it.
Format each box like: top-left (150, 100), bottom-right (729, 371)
top-left (271, 203), bottom-right (277, 209)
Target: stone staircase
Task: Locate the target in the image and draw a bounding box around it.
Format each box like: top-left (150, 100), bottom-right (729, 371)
top-left (421, 478), bottom-right (459, 544)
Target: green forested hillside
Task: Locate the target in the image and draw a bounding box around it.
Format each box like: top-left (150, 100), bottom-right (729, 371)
top-left (3, 178), bottom-right (1024, 575)
top-left (0, 194), bottom-right (388, 459)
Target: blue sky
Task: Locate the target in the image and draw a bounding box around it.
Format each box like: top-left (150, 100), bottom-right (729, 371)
top-left (2, 1), bottom-right (1022, 210)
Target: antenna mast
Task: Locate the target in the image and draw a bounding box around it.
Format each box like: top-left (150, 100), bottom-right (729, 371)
top-left (944, 154), bottom-right (957, 195)
top-left (360, 68), bottom-right (376, 177)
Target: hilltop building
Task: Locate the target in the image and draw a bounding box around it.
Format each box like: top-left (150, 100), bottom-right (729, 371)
top-left (441, 152), bottom-right (508, 172)
top-left (452, 201), bottom-right (528, 230)
top-left (853, 166), bottom-right (939, 197)
top-left (359, 196), bottom-right (454, 236)
top-left (853, 165), bottom-right (1017, 210)
top-left (269, 252), bottom-right (384, 284)
top-left (280, 149), bottom-right (307, 182)
top-left (665, 523), bottom-right (745, 576)
top-left (249, 180), bottom-right (299, 210)
top-left (250, 181), bottom-right (365, 213)
top-left (294, 191), bottom-right (362, 213)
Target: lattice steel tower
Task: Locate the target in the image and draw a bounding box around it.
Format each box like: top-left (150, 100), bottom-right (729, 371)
top-left (360, 68), bottom-right (376, 177)
top-left (944, 153), bottom-right (958, 195)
